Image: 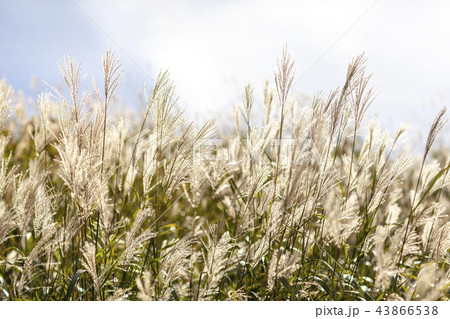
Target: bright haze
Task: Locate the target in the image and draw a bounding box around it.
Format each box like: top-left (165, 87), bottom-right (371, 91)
top-left (1, 0), bottom-right (449, 147)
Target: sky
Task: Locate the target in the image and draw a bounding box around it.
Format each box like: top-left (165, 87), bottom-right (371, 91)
top-left (1, 0), bottom-right (449, 148)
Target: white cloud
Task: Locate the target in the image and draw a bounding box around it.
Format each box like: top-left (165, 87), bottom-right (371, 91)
top-left (78, 0), bottom-right (450, 143)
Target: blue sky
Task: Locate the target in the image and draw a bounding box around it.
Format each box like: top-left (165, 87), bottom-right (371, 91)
top-left (1, 1), bottom-right (104, 90)
top-left (1, 0), bottom-right (449, 147)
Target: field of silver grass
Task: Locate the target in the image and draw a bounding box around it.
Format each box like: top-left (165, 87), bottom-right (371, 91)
top-left (0, 49), bottom-right (449, 300)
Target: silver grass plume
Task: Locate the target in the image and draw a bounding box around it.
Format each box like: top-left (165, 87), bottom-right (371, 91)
top-left (0, 201), bottom-right (15, 245)
top-left (0, 78), bottom-right (14, 130)
top-left (159, 233), bottom-right (193, 299)
top-left (136, 271), bottom-right (155, 301)
top-left (81, 242), bottom-right (106, 300)
top-left (200, 226), bottom-right (233, 299)
top-left (433, 222), bottom-right (450, 261)
top-left (17, 224), bottom-right (56, 295)
top-left (408, 263), bottom-right (449, 300)
top-left (120, 208), bottom-right (156, 266)
top-left (267, 248), bottom-right (300, 291)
